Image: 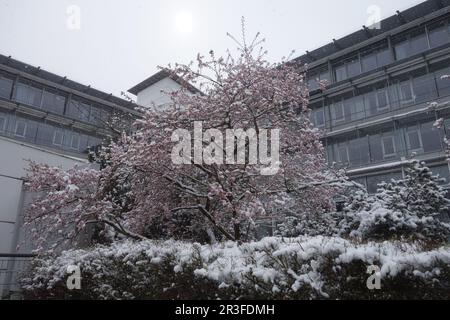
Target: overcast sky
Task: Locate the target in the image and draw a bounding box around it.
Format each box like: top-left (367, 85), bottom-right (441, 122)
top-left (0, 0), bottom-right (423, 98)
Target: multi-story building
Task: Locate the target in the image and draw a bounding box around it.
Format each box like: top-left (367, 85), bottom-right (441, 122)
top-left (0, 53), bottom-right (139, 297)
top-left (294, 0), bottom-right (450, 193)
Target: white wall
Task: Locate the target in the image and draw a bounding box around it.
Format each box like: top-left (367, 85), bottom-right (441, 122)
top-left (0, 136), bottom-right (88, 254)
top-left (136, 77), bottom-right (183, 110)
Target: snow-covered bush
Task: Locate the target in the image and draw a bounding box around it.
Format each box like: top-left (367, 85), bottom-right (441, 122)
top-left (21, 236), bottom-right (450, 300)
top-left (339, 161), bottom-right (450, 243)
top-left (274, 212), bottom-right (338, 237)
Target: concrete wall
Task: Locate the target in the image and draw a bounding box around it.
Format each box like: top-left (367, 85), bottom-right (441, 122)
top-left (0, 136), bottom-right (88, 254)
top-left (136, 77), bottom-right (183, 110)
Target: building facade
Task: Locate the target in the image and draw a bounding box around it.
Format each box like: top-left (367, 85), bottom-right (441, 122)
top-left (0, 53), bottom-right (139, 254)
top-left (295, 0), bottom-right (450, 193)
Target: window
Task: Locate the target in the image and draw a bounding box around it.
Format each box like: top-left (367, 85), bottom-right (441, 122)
top-left (394, 29), bottom-right (429, 60)
top-left (335, 65), bottom-right (347, 82)
top-left (307, 77), bottom-right (319, 91)
top-left (361, 46), bottom-right (391, 73)
top-left (313, 108), bottom-right (325, 127)
top-left (361, 53), bottom-right (377, 73)
top-left (319, 70), bottom-right (330, 83)
top-left (337, 144), bottom-right (349, 164)
top-left (365, 91), bottom-right (378, 115)
top-left (0, 76), bottom-right (13, 99)
top-left (346, 59), bottom-right (361, 78)
top-left (66, 99), bottom-right (91, 122)
top-left (348, 137), bottom-right (370, 166)
top-left (332, 101), bottom-right (345, 123)
top-left (42, 90), bottom-right (65, 114)
top-left (429, 20), bottom-right (450, 48)
top-left (70, 134), bottom-right (80, 150)
top-left (421, 122), bottom-right (442, 153)
top-left (53, 130), bottom-right (64, 146)
top-left (377, 49), bottom-right (392, 67)
top-left (394, 40), bottom-right (409, 60)
top-left (334, 57), bottom-right (360, 82)
top-left (412, 74), bottom-right (437, 103)
top-left (399, 81), bottom-right (414, 104)
top-left (14, 120), bottom-right (27, 137)
top-left (409, 32), bottom-right (428, 55)
top-left (369, 134), bottom-right (384, 162)
top-left (381, 136), bottom-right (396, 157)
top-left (308, 69), bottom-right (330, 91)
top-left (14, 83), bottom-right (42, 107)
top-left (0, 116), bottom-right (6, 132)
top-left (376, 89), bottom-right (389, 111)
top-left (349, 95), bottom-right (365, 120)
top-left (435, 67), bottom-right (450, 97)
top-left (406, 129), bottom-right (422, 151)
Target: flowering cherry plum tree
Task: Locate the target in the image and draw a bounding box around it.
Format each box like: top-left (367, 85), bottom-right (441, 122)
top-left (24, 24), bottom-right (344, 249)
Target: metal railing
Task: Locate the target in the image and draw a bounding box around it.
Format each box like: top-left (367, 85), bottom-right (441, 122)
top-left (0, 253), bottom-right (35, 300)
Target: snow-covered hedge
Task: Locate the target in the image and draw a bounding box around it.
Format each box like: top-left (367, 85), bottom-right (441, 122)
top-left (21, 236), bottom-right (450, 299)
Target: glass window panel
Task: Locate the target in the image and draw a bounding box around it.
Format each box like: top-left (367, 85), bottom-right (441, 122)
top-left (365, 91), bottom-right (378, 115)
top-left (53, 130), bottom-right (64, 146)
top-left (79, 135), bottom-right (89, 153)
top-left (14, 83), bottom-right (42, 107)
top-left (307, 77), bottom-right (318, 91)
top-left (347, 59), bottom-right (361, 78)
top-left (335, 65), bottom-right (347, 82)
top-left (421, 122), bottom-right (442, 153)
top-left (70, 134), bottom-right (80, 150)
top-left (67, 99), bottom-right (91, 122)
top-left (14, 120), bottom-right (27, 137)
top-left (337, 144), bottom-right (349, 164)
top-left (407, 130), bottom-right (422, 150)
top-left (361, 53), bottom-right (377, 73)
top-left (35, 123), bottom-right (54, 146)
top-left (24, 121), bottom-right (37, 142)
top-left (435, 68), bottom-right (450, 97)
top-left (377, 49), bottom-right (392, 67)
top-left (429, 22), bottom-right (450, 48)
top-left (409, 33), bottom-right (429, 55)
top-left (376, 90), bottom-right (389, 110)
top-left (313, 108), bottom-right (325, 127)
top-left (332, 102), bottom-right (345, 123)
top-left (352, 96), bottom-right (365, 120)
top-left (412, 74), bottom-right (437, 103)
top-left (0, 76), bottom-right (13, 99)
top-left (42, 90), bottom-right (65, 114)
top-left (348, 137), bottom-right (369, 166)
top-left (319, 70), bottom-right (330, 82)
top-left (382, 136), bottom-right (396, 157)
top-left (369, 134), bottom-right (383, 162)
top-left (399, 81), bottom-right (414, 104)
top-left (395, 40), bottom-right (409, 60)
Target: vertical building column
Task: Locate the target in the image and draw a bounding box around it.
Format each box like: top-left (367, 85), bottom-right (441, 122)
top-left (9, 75), bottom-right (19, 101)
top-left (387, 35), bottom-right (396, 62)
